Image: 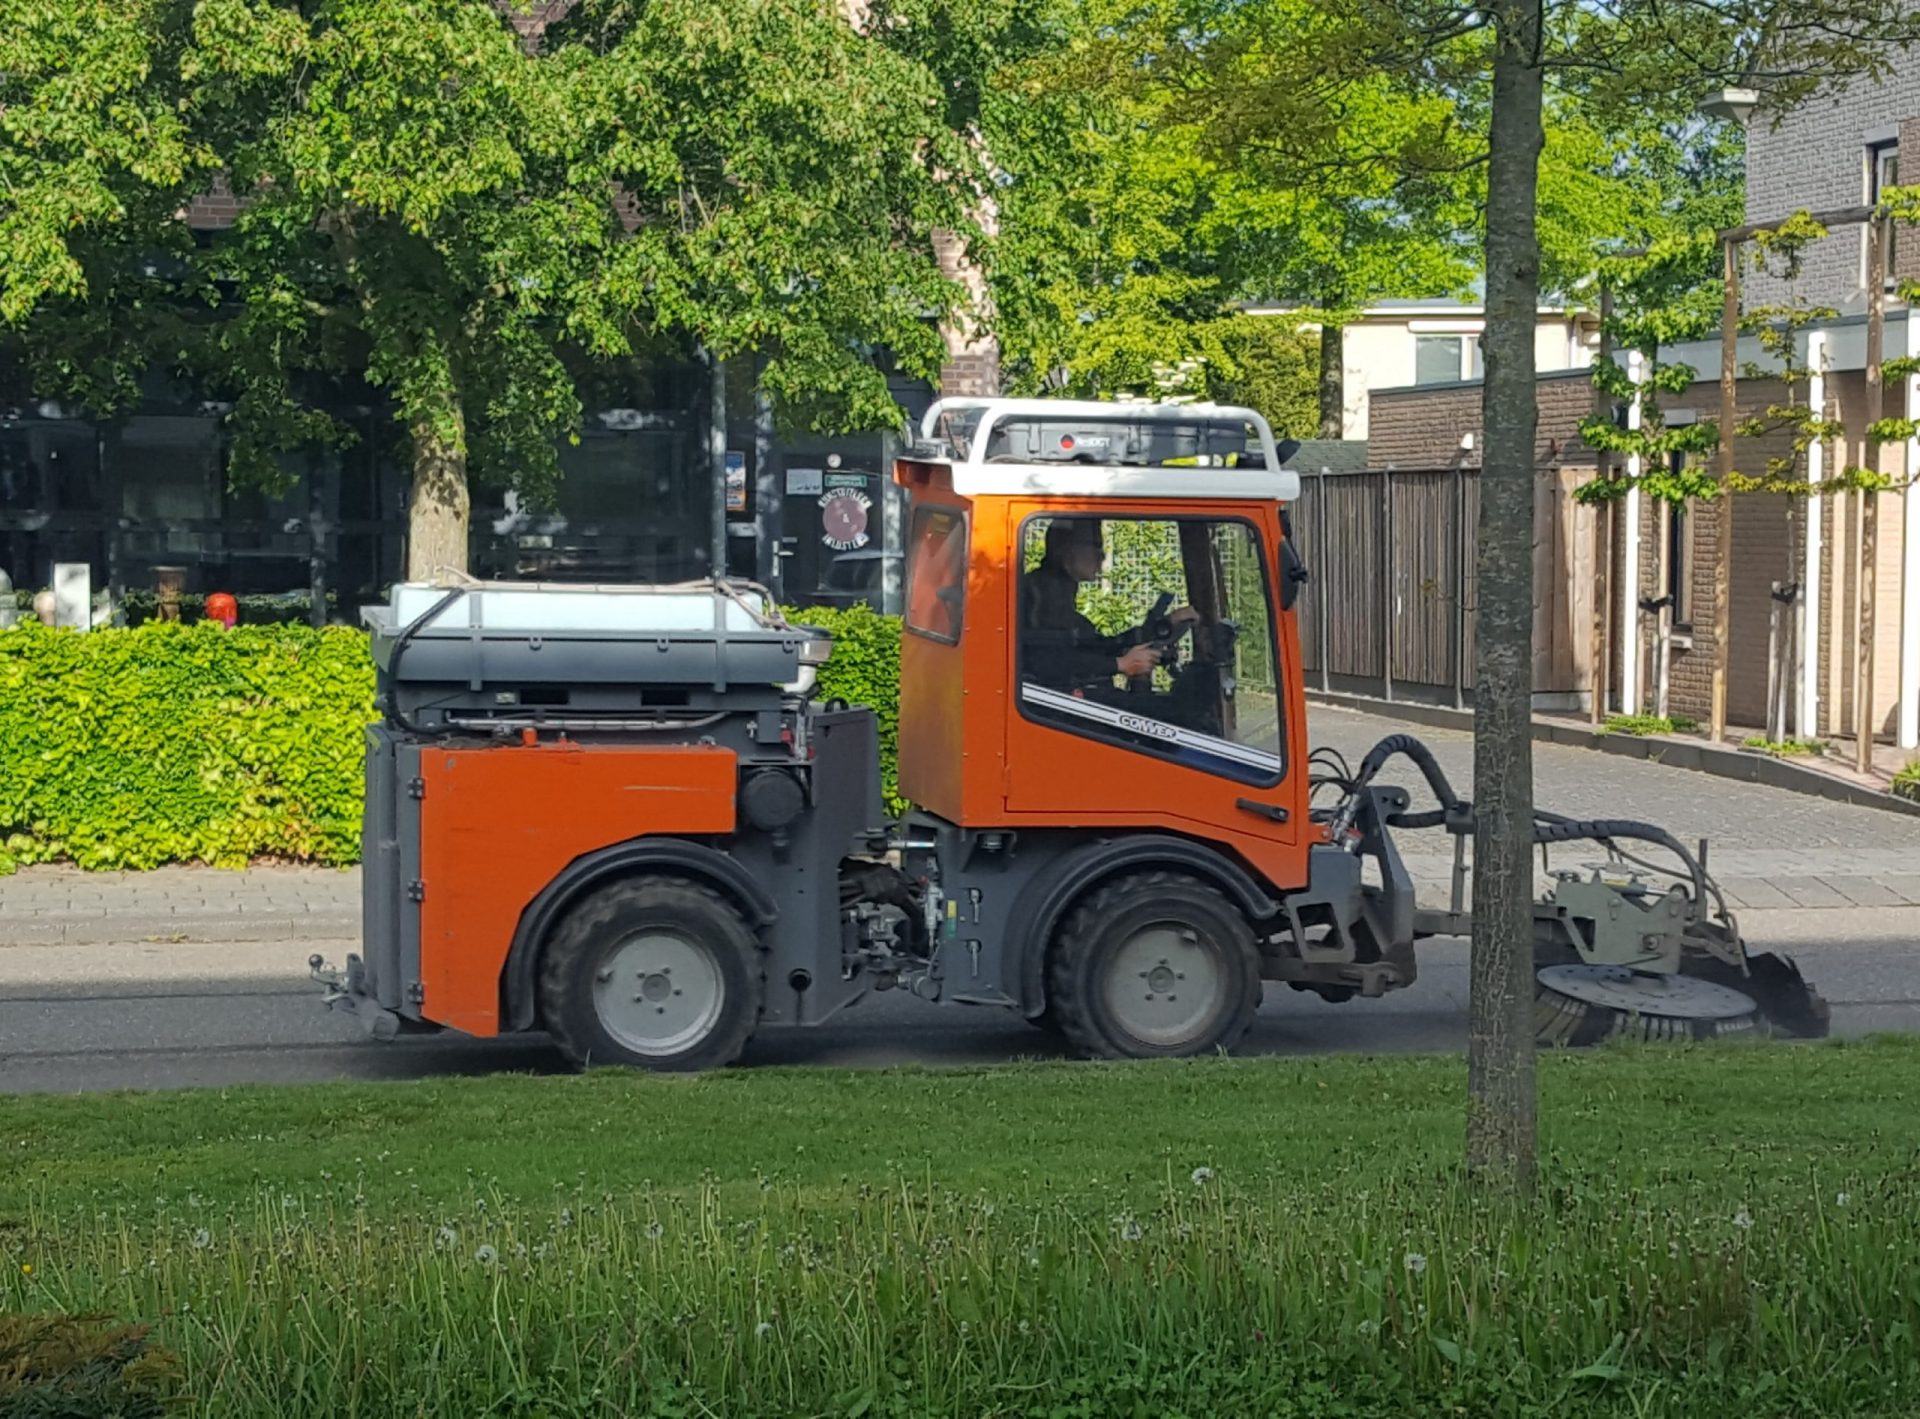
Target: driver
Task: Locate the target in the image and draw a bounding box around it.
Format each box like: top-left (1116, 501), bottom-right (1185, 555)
top-left (1020, 518), bottom-right (1198, 697)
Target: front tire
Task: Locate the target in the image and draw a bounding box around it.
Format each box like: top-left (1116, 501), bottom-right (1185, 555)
top-left (1048, 871), bottom-right (1262, 1060)
top-left (538, 875), bottom-right (763, 1072)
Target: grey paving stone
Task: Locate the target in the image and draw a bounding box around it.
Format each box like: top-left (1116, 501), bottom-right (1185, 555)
top-left (1772, 877), bottom-right (1856, 909)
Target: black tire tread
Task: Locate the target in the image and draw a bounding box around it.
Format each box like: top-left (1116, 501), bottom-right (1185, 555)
top-left (538, 874), bottom-right (763, 1072)
top-left (1047, 870), bottom-right (1261, 1061)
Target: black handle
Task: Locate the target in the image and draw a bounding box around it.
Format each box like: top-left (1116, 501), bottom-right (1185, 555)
top-left (1236, 798), bottom-right (1289, 823)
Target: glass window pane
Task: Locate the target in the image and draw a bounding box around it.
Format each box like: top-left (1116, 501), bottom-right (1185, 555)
top-left (1414, 335), bottom-right (1463, 386)
top-left (905, 504), bottom-right (967, 643)
top-left (1015, 515), bottom-right (1284, 784)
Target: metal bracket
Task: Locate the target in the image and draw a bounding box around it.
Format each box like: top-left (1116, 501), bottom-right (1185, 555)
top-left (407, 777), bottom-right (426, 800)
top-left (407, 880), bottom-right (426, 902)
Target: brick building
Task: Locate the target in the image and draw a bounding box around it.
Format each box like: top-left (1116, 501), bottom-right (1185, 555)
top-left (1348, 53), bottom-right (1920, 750)
top-left (0, 0), bottom-right (997, 624)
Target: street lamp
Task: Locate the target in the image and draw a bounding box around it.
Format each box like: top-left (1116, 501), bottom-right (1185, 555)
top-left (1698, 87), bottom-right (1758, 127)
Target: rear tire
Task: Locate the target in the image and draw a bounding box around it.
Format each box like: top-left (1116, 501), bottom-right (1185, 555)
top-left (1048, 872), bottom-right (1262, 1060)
top-left (538, 875), bottom-right (763, 1072)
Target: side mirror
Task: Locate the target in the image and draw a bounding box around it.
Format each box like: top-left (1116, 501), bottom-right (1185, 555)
top-left (1274, 437), bottom-right (1302, 466)
top-left (1279, 536), bottom-right (1307, 613)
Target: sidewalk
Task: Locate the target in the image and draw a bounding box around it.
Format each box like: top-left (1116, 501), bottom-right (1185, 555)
top-left (0, 865), bottom-right (359, 946)
top-left (3, 850), bottom-right (1918, 952)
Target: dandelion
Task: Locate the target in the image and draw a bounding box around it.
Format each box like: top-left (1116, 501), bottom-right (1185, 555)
top-left (191, 1229), bottom-right (212, 1251)
top-left (1836, 1192), bottom-right (1852, 1208)
top-left (1733, 1208), bottom-right (1753, 1231)
top-left (755, 1321), bottom-right (773, 1340)
top-left (1119, 1216), bottom-right (1144, 1243)
top-left (1191, 1166), bottom-right (1215, 1186)
top-left (19, 1264), bottom-right (30, 1276)
top-left (435, 1225), bottom-right (459, 1252)
top-left (474, 1245), bottom-right (498, 1267)
top-left (1404, 1252), bottom-right (1427, 1277)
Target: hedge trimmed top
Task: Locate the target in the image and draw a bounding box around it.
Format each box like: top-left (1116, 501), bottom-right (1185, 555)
top-left (0, 604), bottom-right (905, 872)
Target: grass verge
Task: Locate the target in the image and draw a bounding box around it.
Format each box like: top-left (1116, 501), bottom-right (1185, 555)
top-left (4, 1041), bottom-right (1920, 1416)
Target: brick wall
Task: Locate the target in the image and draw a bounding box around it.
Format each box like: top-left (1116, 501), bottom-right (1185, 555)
top-left (1367, 370), bottom-right (1598, 468)
top-left (1370, 366), bottom-right (1919, 733)
top-left (1744, 65), bottom-right (1920, 310)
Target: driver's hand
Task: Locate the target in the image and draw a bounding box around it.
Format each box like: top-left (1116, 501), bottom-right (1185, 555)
top-left (1169, 606), bottom-right (1201, 628)
top-left (1118, 645), bottom-right (1162, 677)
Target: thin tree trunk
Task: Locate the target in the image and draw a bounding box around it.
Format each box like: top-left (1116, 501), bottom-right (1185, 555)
top-left (1467, 0), bottom-right (1543, 1194)
top-left (1318, 322), bottom-right (1345, 439)
top-left (1858, 217), bottom-right (1886, 771)
top-left (405, 393), bottom-right (469, 582)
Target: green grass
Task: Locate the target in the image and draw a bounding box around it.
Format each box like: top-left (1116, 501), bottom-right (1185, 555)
top-left (1741, 736), bottom-right (1829, 757)
top-left (5, 1043), bottom-right (1920, 1416)
top-left (1603, 712), bottom-right (1699, 737)
top-left (1894, 759), bottom-right (1920, 802)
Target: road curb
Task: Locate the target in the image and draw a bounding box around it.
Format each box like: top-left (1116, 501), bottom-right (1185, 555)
top-left (0, 913), bottom-right (362, 948)
top-left (1307, 690), bottom-right (1920, 819)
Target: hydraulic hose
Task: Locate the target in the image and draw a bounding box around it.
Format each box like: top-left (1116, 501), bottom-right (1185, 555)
top-left (1324, 738), bottom-right (1717, 906)
top-left (1324, 733), bottom-right (1465, 841)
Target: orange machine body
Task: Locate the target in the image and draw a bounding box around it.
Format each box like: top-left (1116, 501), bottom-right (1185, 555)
top-left (416, 742), bottom-right (738, 1036)
top-left (894, 456), bottom-right (1312, 896)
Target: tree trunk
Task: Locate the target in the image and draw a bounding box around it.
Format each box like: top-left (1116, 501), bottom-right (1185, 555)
top-left (1318, 322), bottom-right (1345, 440)
top-left (405, 394), bottom-right (469, 582)
top-left (1466, 0), bottom-right (1543, 1194)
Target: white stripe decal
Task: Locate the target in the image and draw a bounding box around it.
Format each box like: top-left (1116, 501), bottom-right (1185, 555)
top-left (1021, 683), bottom-right (1283, 771)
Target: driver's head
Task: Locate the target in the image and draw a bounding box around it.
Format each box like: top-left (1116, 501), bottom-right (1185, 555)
top-left (1043, 518), bottom-right (1104, 582)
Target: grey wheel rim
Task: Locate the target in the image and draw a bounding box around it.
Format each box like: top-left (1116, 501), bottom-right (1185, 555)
top-left (1101, 921), bottom-right (1229, 1049)
top-left (592, 930), bottom-right (726, 1057)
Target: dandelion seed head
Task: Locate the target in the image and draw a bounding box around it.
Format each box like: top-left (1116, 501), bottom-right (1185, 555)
top-left (1733, 1208), bottom-right (1753, 1231)
top-left (755, 1321), bottom-right (773, 1339)
top-left (474, 1244), bottom-right (498, 1267)
top-left (1404, 1252), bottom-right (1427, 1276)
top-left (1190, 1166), bottom-right (1214, 1186)
top-left (191, 1228), bottom-right (211, 1251)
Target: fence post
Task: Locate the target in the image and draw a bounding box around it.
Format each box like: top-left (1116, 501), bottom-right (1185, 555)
top-left (1454, 463), bottom-right (1468, 709)
top-left (1380, 469), bottom-right (1394, 702)
top-left (1318, 468), bottom-right (1332, 694)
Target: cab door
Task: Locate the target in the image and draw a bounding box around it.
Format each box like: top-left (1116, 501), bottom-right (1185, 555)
top-left (1001, 500), bottom-right (1308, 890)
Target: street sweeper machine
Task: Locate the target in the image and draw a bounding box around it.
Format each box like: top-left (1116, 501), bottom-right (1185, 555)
top-left (312, 397), bottom-right (1829, 1069)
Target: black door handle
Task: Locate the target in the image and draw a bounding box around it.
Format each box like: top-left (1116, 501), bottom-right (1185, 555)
top-left (1236, 798), bottom-right (1289, 823)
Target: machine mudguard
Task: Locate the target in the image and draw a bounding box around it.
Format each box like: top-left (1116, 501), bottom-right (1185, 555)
top-left (499, 837), bottom-right (780, 1033)
top-left (1010, 834), bottom-right (1281, 1019)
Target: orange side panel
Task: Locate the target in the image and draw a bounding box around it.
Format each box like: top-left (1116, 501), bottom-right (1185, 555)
top-left (416, 743), bottom-right (737, 1036)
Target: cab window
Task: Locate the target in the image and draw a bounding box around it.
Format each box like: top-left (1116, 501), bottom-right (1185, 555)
top-left (1015, 515), bottom-right (1283, 785)
top-left (905, 504), bottom-right (967, 644)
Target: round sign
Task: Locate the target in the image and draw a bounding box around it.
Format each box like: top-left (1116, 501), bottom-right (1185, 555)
top-left (820, 489), bottom-right (872, 550)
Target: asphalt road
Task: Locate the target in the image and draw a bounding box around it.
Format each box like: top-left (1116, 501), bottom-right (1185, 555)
top-left (3, 704), bottom-right (1917, 1094)
top-left (3, 906), bottom-right (1916, 1095)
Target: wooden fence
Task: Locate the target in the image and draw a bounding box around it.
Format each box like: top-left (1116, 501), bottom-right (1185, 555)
top-left (1291, 465), bottom-right (1595, 710)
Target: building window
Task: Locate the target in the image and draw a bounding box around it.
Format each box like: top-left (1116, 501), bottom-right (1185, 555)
top-left (1414, 334), bottom-right (1475, 385)
top-left (1869, 139), bottom-right (1898, 286)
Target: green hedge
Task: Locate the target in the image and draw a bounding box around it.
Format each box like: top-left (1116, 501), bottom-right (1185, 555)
top-left (0, 608), bottom-right (907, 871)
top-left (780, 603), bottom-right (905, 815)
top-left (0, 622), bottom-right (378, 873)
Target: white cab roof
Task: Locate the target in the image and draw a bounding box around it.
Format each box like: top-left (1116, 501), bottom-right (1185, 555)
top-left (917, 397), bottom-right (1300, 502)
